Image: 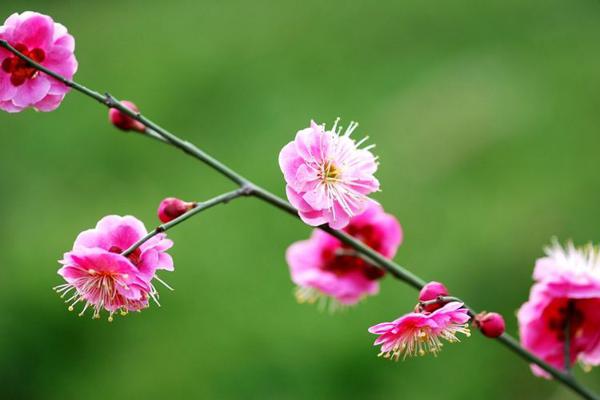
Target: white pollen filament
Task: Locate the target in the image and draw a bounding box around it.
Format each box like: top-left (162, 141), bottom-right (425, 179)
top-left (54, 269), bottom-right (159, 321)
top-left (306, 119), bottom-right (379, 221)
top-left (545, 239), bottom-right (600, 271)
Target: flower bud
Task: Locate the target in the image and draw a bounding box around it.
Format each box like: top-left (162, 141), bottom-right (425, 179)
top-left (419, 281), bottom-right (449, 312)
top-left (109, 100), bottom-right (145, 133)
top-left (475, 312), bottom-right (505, 338)
top-left (158, 197), bottom-right (195, 223)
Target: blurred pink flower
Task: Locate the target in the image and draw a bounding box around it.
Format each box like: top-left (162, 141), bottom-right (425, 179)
top-left (55, 216), bottom-right (174, 320)
top-left (286, 203), bottom-right (402, 308)
top-left (518, 241), bottom-right (600, 378)
top-left (368, 302), bottom-right (471, 360)
top-left (0, 11), bottom-right (77, 112)
top-left (279, 119), bottom-right (379, 229)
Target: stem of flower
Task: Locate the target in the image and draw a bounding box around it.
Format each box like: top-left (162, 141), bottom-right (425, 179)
top-left (2, 40), bottom-right (597, 400)
top-left (564, 300), bottom-right (574, 374)
top-left (122, 188), bottom-right (248, 257)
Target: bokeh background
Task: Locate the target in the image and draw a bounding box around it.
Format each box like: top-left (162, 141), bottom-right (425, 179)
top-left (2, 0), bottom-right (600, 399)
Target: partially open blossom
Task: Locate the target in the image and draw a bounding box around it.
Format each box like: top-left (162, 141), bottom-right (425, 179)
top-left (419, 281), bottom-right (449, 312)
top-left (0, 12), bottom-right (77, 112)
top-left (55, 215), bottom-right (174, 320)
top-left (475, 312), bottom-right (505, 338)
top-left (369, 302), bottom-right (471, 360)
top-left (518, 241), bottom-right (600, 378)
top-left (158, 197), bottom-right (195, 223)
top-left (279, 119), bottom-right (379, 229)
top-left (286, 203), bottom-right (401, 308)
top-left (109, 100), bottom-right (145, 133)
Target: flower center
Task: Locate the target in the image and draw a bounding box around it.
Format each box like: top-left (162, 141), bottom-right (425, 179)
top-left (1, 43), bottom-right (45, 87)
top-left (321, 161), bottom-right (341, 182)
top-left (321, 223), bottom-right (386, 281)
top-left (545, 298), bottom-right (584, 341)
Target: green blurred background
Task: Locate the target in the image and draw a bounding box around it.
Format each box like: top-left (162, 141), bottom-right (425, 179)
top-left (2, 0), bottom-right (600, 399)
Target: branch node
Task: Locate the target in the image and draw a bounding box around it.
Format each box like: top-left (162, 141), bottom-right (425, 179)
top-left (240, 184), bottom-right (255, 196)
top-left (104, 92), bottom-right (117, 107)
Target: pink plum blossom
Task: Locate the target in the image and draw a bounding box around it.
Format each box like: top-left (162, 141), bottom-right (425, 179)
top-left (0, 12), bottom-right (77, 112)
top-left (55, 215), bottom-right (174, 320)
top-left (518, 241), bottom-right (600, 377)
top-left (286, 202), bottom-right (402, 308)
top-left (279, 119), bottom-right (380, 229)
top-left (369, 302), bottom-right (471, 360)
top-left (55, 248), bottom-right (153, 320)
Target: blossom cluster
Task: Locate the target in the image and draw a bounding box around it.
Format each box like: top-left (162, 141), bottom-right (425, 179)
top-left (3, 10), bottom-right (600, 391)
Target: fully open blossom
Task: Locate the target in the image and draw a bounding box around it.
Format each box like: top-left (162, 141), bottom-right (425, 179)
top-left (286, 203), bottom-right (402, 308)
top-left (518, 241), bottom-right (600, 377)
top-left (0, 12), bottom-right (77, 112)
top-left (55, 215), bottom-right (174, 320)
top-left (369, 302), bottom-right (471, 360)
top-left (279, 119), bottom-right (379, 229)
top-left (55, 248), bottom-right (153, 320)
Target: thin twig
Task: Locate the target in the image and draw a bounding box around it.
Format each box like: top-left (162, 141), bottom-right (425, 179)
top-left (122, 188), bottom-right (248, 256)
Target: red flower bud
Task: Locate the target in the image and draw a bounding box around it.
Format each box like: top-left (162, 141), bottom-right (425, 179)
top-left (475, 312), bottom-right (505, 338)
top-left (109, 100), bottom-right (145, 133)
top-left (157, 197), bottom-right (195, 223)
top-left (419, 281), bottom-right (449, 312)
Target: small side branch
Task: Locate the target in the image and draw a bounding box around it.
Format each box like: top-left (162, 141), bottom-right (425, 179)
top-left (122, 188), bottom-right (248, 257)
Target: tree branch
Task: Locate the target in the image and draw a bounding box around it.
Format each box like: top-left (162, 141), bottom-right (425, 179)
top-left (2, 40), bottom-right (597, 400)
